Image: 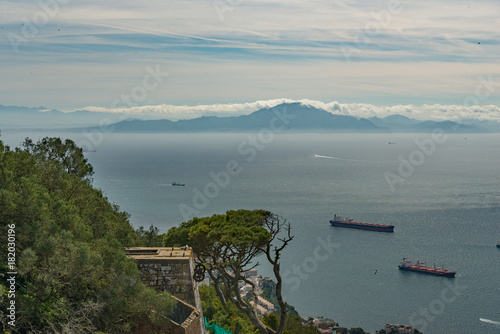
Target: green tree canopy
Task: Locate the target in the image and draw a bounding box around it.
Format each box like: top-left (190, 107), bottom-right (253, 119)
top-left (0, 137), bottom-right (175, 333)
top-left (21, 137), bottom-right (94, 180)
top-left (164, 209), bottom-right (294, 334)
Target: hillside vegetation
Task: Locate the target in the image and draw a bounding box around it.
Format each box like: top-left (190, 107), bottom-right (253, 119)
top-left (0, 136), bottom-right (175, 333)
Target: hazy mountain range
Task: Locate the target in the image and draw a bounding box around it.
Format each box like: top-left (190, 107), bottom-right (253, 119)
top-left (1, 103), bottom-right (498, 133)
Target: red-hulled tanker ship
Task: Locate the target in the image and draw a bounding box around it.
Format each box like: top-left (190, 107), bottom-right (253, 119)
top-left (398, 258), bottom-right (456, 278)
top-left (329, 214), bottom-right (394, 232)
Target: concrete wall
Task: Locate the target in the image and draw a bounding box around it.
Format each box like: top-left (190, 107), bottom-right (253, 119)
top-left (126, 247), bottom-right (205, 334)
top-left (136, 258), bottom-right (196, 307)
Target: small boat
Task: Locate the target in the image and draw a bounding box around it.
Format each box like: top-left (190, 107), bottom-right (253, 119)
top-left (329, 214), bottom-right (394, 232)
top-left (497, 242), bottom-right (500, 248)
top-left (398, 258), bottom-right (456, 278)
top-left (172, 182), bottom-right (185, 186)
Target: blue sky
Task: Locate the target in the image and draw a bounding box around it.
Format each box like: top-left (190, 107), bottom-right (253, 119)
top-left (1, 0), bottom-right (499, 116)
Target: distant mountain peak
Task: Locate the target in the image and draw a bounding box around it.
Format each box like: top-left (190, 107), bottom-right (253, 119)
top-left (103, 103), bottom-right (385, 133)
top-left (1, 102), bottom-right (497, 133)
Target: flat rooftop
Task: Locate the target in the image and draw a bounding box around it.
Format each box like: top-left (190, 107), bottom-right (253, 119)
top-left (125, 247), bottom-right (192, 260)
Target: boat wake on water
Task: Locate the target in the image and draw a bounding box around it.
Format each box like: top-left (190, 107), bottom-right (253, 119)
top-left (478, 318), bottom-right (500, 326)
top-left (314, 154), bottom-right (359, 162)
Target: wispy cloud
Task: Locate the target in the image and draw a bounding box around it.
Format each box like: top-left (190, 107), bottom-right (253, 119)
top-left (1, 0), bottom-right (499, 109)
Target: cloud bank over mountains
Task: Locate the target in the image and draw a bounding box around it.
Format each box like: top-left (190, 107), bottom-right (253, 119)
top-left (78, 99), bottom-right (500, 123)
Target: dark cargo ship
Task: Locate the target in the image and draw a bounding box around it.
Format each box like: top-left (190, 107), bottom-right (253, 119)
top-left (172, 182), bottom-right (185, 186)
top-left (329, 214), bottom-right (394, 232)
top-left (398, 258), bottom-right (456, 278)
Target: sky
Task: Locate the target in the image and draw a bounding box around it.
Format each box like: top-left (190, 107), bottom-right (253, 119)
top-left (1, 0), bottom-right (499, 118)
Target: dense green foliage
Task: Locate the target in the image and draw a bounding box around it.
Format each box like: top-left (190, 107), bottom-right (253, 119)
top-left (134, 224), bottom-right (164, 247)
top-left (200, 285), bottom-right (319, 334)
top-left (200, 284), bottom-right (258, 334)
top-left (164, 209), bottom-right (271, 249)
top-left (167, 210), bottom-right (319, 334)
top-left (164, 210), bottom-right (293, 334)
top-left (281, 315), bottom-right (319, 334)
top-left (0, 137), bottom-right (175, 333)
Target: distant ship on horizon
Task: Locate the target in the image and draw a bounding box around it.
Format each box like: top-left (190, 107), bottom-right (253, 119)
top-left (329, 214), bottom-right (394, 232)
top-left (172, 182), bottom-right (185, 186)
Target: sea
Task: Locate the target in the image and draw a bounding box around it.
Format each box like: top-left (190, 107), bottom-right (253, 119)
top-left (2, 131), bottom-right (500, 334)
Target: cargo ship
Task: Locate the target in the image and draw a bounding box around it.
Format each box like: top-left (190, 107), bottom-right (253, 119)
top-left (172, 182), bottom-right (185, 186)
top-left (398, 258), bottom-right (456, 278)
top-left (329, 214), bottom-right (394, 232)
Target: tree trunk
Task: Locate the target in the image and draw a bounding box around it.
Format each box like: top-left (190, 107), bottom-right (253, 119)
top-left (208, 269), bottom-right (227, 307)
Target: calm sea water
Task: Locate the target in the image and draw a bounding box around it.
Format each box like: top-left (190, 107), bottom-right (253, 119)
top-left (3, 131), bottom-right (500, 333)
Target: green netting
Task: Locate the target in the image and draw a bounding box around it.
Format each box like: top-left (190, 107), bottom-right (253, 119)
top-left (205, 317), bottom-right (232, 334)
